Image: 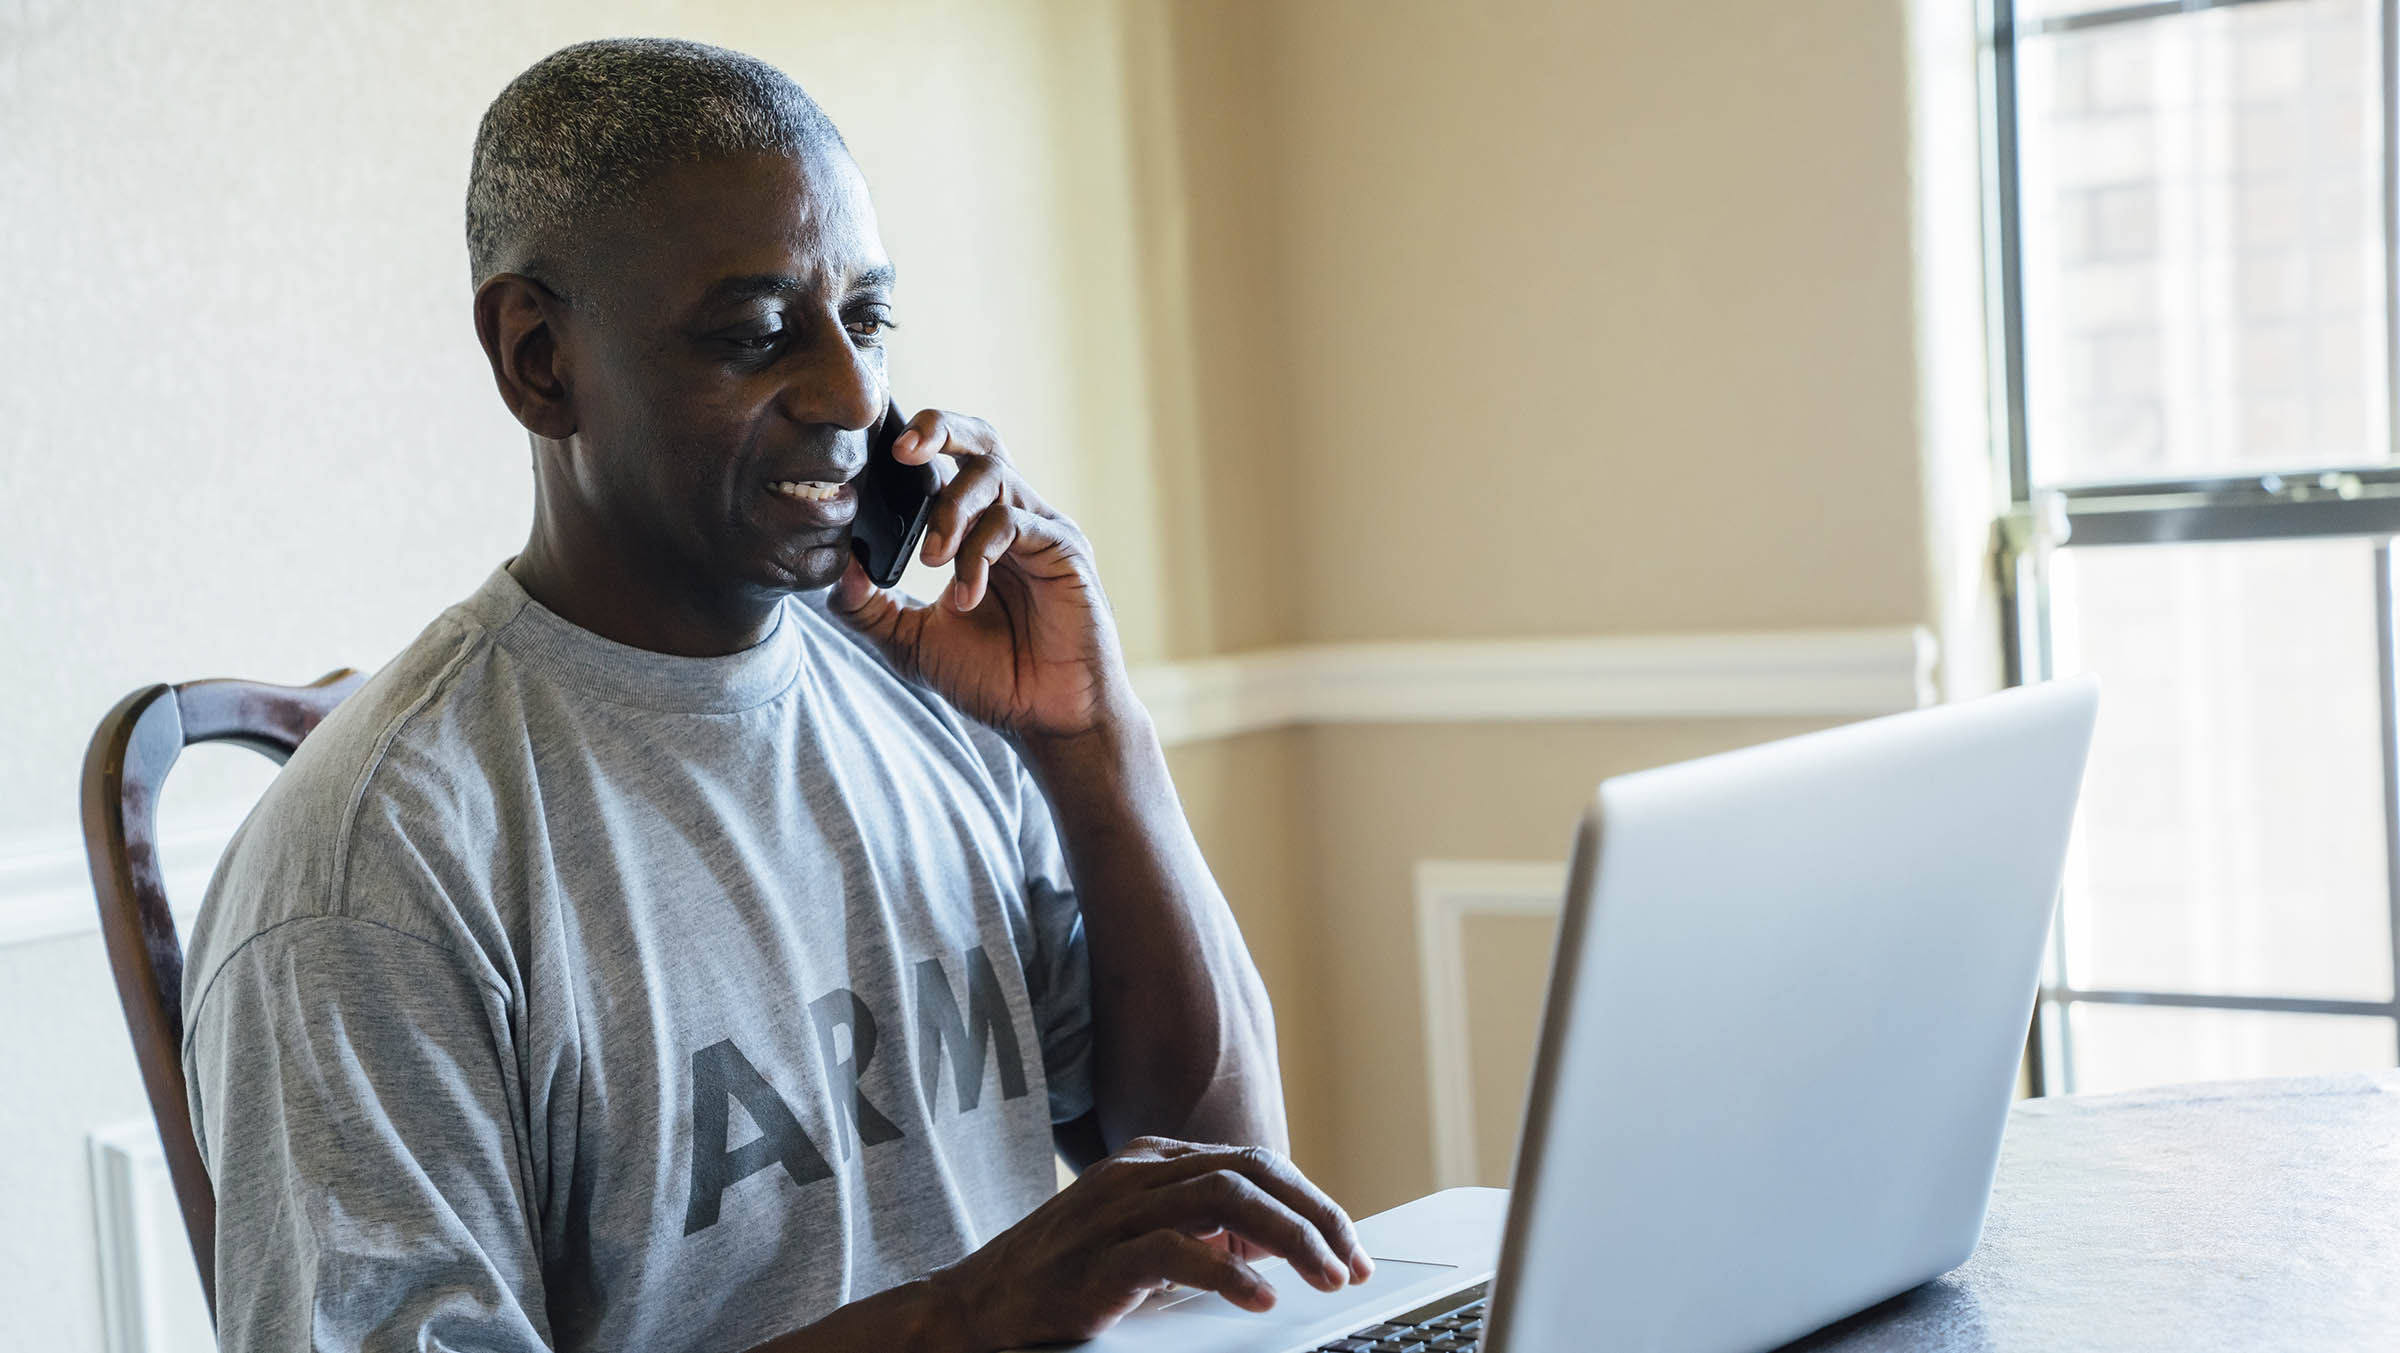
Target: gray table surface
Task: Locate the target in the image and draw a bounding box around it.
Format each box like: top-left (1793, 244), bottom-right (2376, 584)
top-left (1779, 1072), bottom-right (2400, 1351)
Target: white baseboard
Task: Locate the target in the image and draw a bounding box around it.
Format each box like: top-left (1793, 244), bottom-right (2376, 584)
top-left (1415, 859), bottom-right (1569, 1191)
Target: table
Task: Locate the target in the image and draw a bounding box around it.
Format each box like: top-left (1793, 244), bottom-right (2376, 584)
top-left (1782, 1072), bottom-right (2400, 1351)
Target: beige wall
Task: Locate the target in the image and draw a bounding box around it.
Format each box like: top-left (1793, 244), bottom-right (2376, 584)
top-left (1126, 0), bottom-right (1970, 651)
top-left (1256, 0), bottom-right (1934, 643)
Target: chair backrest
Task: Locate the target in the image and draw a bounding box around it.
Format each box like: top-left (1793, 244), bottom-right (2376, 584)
top-left (80, 670), bottom-right (364, 1319)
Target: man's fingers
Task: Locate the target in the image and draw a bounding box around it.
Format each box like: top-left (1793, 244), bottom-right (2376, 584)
top-left (825, 555), bottom-right (926, 675)
top-left (1228, 1147), bottom-right (1371, 1281)
top-left (1199, 1228), bottom-right (1271, 1264)
top-left (948, 505), bottom-right (1019, 611)
top-left (1137, 1145), bottom-right (1374, 1283)
top-left (1116, 1135), bottom-right (1207, 1163)
top-left (923, 457), bottom-right (1008, 567)
top-left (1141, 1171), bottom-right (1350, 1292)
top-left (894, 411), bottom-right (1056, 541)
top-left (894, 409), bottom-right (1011, 467)
top-left (922, 460), bottom-right (1064, 568)
top-left (891, 409), bottom-right (947, 465)
top-left (1102, 1229), bottom-right (1276, 1314)
top-left (828, 554), bottom-right (896, 629)
top-left (949, 507), bottom-right (1088, 612)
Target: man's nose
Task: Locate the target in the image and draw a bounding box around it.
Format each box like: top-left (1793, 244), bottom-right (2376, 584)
top-left (779, 319), bottom-right (883, 434)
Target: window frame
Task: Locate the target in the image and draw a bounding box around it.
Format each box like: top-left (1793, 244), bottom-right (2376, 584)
top-left (1983, 0), bottom-right (2400, 1093)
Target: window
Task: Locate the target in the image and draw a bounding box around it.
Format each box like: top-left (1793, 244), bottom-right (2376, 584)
top-left (1988, 0), bottom-right (2400, 1093)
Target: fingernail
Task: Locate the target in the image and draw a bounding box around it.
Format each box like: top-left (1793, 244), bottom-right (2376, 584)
top-left (894, 430), bottom-right (919, 457)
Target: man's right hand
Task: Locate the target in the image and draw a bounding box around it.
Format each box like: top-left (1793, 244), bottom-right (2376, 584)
top-left (921, 1137), bottom-right (1376, 1350)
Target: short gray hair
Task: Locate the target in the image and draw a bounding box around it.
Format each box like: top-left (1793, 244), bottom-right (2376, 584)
top-left (465, 38), bottom-right (846, 290)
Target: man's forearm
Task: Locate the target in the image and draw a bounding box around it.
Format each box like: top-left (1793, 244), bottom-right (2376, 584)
top-left (1018, 701), bottom-right (1286, 1152)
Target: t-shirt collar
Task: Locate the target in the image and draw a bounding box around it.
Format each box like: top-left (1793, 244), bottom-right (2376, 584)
top-left (462, 564), bottom-right (804, 714)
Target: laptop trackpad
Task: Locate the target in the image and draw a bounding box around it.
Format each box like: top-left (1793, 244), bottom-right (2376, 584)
top-left (1147, 1256), bottom-right (1460, 1326)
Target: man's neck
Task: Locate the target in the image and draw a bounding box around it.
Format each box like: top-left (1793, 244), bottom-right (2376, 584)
top-left (508, 528), bottom-right (782, 659)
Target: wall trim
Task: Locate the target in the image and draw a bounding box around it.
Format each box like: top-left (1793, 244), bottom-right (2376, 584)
top-left (1414, 859), bottom-right (1568, 1192)
top-left (0, 820), bottom-right (236, 952)
top-left (89, 1118), bottom-right (212, 1353)
top-left (2, 627), bottom-right (1930, 950)
top-left (1132, 626), bottom-right (1937, 746)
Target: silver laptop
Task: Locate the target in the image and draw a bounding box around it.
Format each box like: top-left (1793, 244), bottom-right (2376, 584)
top-left (1082, 677), bottom-right (2098, 1353)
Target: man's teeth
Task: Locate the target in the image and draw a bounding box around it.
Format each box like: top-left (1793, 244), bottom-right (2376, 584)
top-left (768, 480), bottom-right (844, 502)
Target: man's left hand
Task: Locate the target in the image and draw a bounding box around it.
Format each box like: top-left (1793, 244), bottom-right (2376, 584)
top-left (828, 408), bottom-right (1132, 741)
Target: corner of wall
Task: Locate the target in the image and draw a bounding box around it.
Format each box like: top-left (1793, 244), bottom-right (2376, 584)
top-left (1115, 0), bottom-right (1297, 662)
top-left (1909, 0), bottom-right (2009, 703)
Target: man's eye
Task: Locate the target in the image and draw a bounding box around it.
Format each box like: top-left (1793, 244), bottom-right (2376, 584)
top-left (726, 329), bottom-right (785, 353)
top-left (846, 312), bottom-right (897, 346)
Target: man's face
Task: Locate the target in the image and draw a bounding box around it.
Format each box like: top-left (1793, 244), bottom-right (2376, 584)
top-left (555, 147), bottom-right (894, 600)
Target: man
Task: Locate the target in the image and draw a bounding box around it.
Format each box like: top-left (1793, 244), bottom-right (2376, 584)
top-left (182, 37), bottom-right (1369, 1352)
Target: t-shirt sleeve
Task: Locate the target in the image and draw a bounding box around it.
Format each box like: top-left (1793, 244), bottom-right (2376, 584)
top-left (185, 915), bottom-right (551, 1352)
top-left (1013, 763), bottom-right (1094, 1125)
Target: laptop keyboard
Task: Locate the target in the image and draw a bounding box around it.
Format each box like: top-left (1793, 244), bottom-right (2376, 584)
top-left (1312, 1280), bottom-right (1489, 1352)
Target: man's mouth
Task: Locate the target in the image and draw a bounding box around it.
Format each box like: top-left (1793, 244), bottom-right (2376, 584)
top-left (757, 477), bottom-right (860, 536)
top-left (766, 479), bottom-right (847, 502)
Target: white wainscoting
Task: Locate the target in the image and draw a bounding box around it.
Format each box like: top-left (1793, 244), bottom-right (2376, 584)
top-left (88, 1119), bottom-right (213, 1353)
top-left (0, 627), bottom-right (1932, 953)
top-left (1414, 860), bottom-right (1570, 1191)
top-left (0, 820), bottom-right (239, 952)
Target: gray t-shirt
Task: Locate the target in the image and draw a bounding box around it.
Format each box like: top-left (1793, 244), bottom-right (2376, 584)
top-left (181, 565), bottom-right (1092, 1352)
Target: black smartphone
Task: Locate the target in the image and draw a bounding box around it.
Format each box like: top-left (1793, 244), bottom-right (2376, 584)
top-left (849, 400), bottom-right (938, 588)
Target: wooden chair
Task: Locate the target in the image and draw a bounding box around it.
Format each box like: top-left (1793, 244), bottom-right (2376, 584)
top-left (80, 670), bottom-right (364, 1319)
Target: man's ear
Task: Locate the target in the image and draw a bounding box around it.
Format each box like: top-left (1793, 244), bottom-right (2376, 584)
top-left (474, 273), bottom-right (577, 440)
